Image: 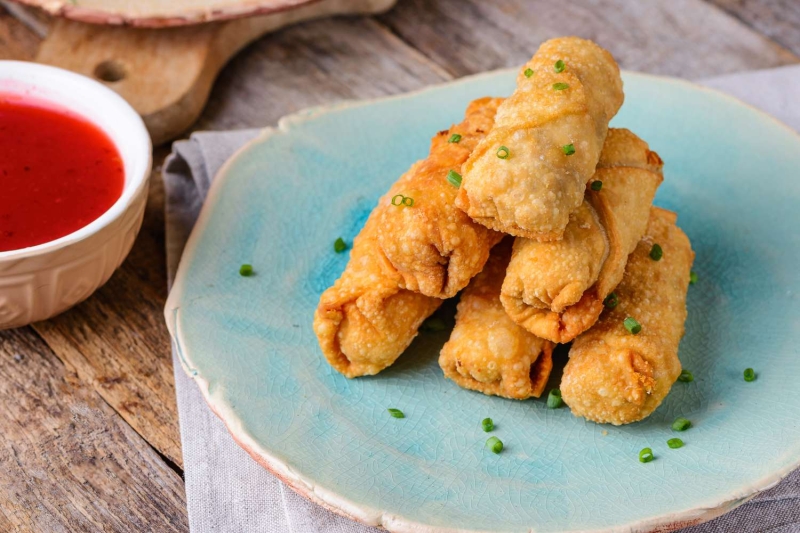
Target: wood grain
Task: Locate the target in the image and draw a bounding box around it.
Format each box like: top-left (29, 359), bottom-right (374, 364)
top-left (32, 148), bottom-right (184, 468)
top-left (0, 327), bottom-right (188, 532)
top-left (0, 3), bottom-right (39, 59)
top-left (707, 0), bottom-right (800, 57)
top-left (378, 0), bottom-right (798, 79)
top-left (198, 16), bottom-right (451, 130)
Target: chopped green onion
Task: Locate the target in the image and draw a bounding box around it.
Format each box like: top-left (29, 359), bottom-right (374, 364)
top-left (392, 194), bottom-right (414, 207)
top-left (481, 418), bottom-right (494, 432)
top-left (553, 82), bottom-right (570, 91)
top-left (388, 408), bottom-right (405, 419)
top-left (524, 68), bottom-right (535, 78)
top-left (497, 146), bottom-right (510, 159)
top-left (672, 417), bottom-right (691, 431)
top-left (562, 143), bottom-right (576, 156)
top-left (624, 317), bottom-right (642, 335)
top-left (744, 368), bottom-right (756, 382)
top-left (547, 389), bottom-right (563, 409)
top-left (486, 436), bottom-right (503, 454)
top-left (678, 369), bottom-right (694, 383)
top-left (639, 447), bottom-right (654, 463)
top-left (603, 292), bottom-right (619, 309)
top-left (650, 244), bottom-right (663, 261)
top-left (554, 59), bottom-right (565, 73)
top-left (239, 264), bottom-right (254, 277)
top-left (667, 438), bottom-right (684, 449)
top-left (448, 133), bottom-right (462, 143)
top-left (590, 181), bottom-right (603, 191)
top-left (690, 271), bottom-right (699, 285)
top-left (447, 169), bottom-right (463, 188)
top-left (333, 237), bottom-right (347, 254)
top-left (421, 316), bottom-right (447, 332)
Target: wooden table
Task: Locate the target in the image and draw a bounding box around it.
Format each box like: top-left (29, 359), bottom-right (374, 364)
top-left (0, 1), bottom-right (798, 530)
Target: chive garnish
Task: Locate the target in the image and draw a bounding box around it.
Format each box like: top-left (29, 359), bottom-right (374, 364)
top-left (744, 368), bottom-right (756, 382)
top-left (481, 418), bottom-right (494, 432)
top-left (547, 389), bottom-right (563, 409)
top-left (624, 317), bottom-right (642, 335)
top-left (672, 417), bottom-right (691, 431)
top-left (486, 436), bottom-right (503, 454)
top-left (650, 244), bottom-right (663, 261)
top-left (553, 82), bottom-right (570, 91)
top-left (639, 447), bottom-right (654, 463)
top-left (333, 237), bottom-right (347, 253)
top-left (421, 316), bottom-right (447, 332)
top-left (496, 146), bottom-right (510, 159)
top-left (388, 408), bottom-right (405, 419)
top-left (448, 133), bottom-right (462, 143)
top-left (554, 59), bottom-right (565, 73)
top-left (667, 438), bottom-right (684, 449)
top-left (562, 143), bottom-right (575, 156)
top-left (603, 292), bottom-right (618, 309)
top-left (590, 181), bottom-right (602, 191)
top-left (391, 194), bottom-right (414, 207)
top-left (239, 264), bottom-right (254, 277)
top-left (690, 271), bottom-right (699, 285)
top-left (524, 68), bottom-right (534, 78)
top-left (678, 369), bottom-right (694, 383)
top-left (447, 169), bottom-right (463, 188)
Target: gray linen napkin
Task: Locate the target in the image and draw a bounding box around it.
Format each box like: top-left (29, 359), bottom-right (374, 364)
top-left (163, 66), bottom-right (800, 533)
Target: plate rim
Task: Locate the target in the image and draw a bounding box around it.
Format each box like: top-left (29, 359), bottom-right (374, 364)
top-left (165, 68), bottom-right (800, 533)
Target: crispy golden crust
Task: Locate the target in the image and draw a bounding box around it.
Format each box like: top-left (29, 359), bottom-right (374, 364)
top-left (560, 207), bottom-right (695, 425)
top-left (456, 37), bottom-right (624, 240)
top-left (377, 98), bottom-right (504, 298)
top-left (439, 239), bottom-right (554, 400)
top-left (313, 214), bottom-right (442, 378)
top-left (500, 128), bottom-right (663, 343)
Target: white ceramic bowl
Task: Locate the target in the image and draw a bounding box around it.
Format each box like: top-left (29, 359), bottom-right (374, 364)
top-left (0, 61), bottom-right (152, 330)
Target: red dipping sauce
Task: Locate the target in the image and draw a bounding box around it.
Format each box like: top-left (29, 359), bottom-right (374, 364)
top-left (0, 96), bottom-right (125, 252)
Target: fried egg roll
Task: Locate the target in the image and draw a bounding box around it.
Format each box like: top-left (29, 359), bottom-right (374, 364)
top-left (439, 239), bottom-right (554, 400)
top-left (377, 97), bottom-right (505, 298)
top-left (457, 37), bottom-right (624, 241)
top-left (500, 129), bottom-right (663, 343)
top-left (561, 208), bottom-right (694, 425)
top-left (314, 213), bottom-right (441, 378)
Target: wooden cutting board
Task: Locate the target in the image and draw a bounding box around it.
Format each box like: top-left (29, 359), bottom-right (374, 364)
top-left (10, 0), bottom-right (396, 144)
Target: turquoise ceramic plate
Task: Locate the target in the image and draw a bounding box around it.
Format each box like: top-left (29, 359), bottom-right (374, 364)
top-left (166, 71), bottom-right (800, 533)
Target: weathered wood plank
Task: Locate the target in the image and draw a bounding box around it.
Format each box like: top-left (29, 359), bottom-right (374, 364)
top-left (0, 3), bottom-right (41, 60)
top-left (198, 16), bottom-right (451, 130)
top-left (0, 327), bottom-right (188, 532)
top-left (707, 0), bottom-right (800, 58)
top-left (378, 0), bottom-right (798, 79)
top-left (32, 148), bottom-right (184, 468)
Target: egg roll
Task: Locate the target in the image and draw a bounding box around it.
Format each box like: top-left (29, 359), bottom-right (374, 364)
top-left (560, 207), bottom-right (694, 425)
top-left (500, 128), bottom-right (663, 343)
top-left (313, 213), bottom-right (441, 378)
top-left (377, 97), bottom-right (505, 298)
top-left (439, 239), bottom-right (554, 400)
top-left (456, 37), bottom-right (624, 241)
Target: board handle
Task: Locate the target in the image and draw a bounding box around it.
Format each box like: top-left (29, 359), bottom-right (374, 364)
top-left (34, 0), bottom-right (396, 145)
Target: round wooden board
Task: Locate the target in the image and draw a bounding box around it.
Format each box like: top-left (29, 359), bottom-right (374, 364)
top-left (8, 0), bottom-right (390, 27)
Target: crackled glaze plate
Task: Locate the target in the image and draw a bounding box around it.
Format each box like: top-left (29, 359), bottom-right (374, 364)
top-left (165, 71), bottom-right (800, 532)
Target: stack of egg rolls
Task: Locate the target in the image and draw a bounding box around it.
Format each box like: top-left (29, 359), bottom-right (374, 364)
top-left (314, 36), bottom-right (694, 427)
